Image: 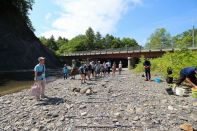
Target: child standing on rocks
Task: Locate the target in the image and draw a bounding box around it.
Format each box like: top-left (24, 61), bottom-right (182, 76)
top-left (79, 64), bottom-right (86, 84)
top-left (112, 62), bottom-right (116, 77)
top-left (63, 64), bottom-right (69, 80)
top-left (118, 61), bottom-right (122, 75)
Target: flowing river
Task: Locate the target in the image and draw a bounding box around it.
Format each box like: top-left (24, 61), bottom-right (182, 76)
top-left (0, 69), bottom-right (62, 96)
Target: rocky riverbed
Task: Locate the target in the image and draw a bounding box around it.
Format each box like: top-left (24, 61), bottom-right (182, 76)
top-left (0, 70), bottom-right (197, 131)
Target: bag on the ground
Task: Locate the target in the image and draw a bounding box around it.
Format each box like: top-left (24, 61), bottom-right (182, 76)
top-left (30, 83), bottom-right (40, 97)
top-left (166, 76), bottom-right (173, 84)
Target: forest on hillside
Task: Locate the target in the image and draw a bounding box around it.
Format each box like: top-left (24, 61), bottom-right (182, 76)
top-left (39, 27), bottom-right (197, 55)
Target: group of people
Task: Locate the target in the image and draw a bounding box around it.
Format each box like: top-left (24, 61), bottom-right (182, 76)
top-left (33, 56), bottom-right (197, 100)
top-left (63, 60), bottom-right (123, 84)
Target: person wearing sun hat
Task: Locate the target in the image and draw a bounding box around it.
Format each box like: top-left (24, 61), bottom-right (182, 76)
top-left (34, 57), bottom-right (46, 100)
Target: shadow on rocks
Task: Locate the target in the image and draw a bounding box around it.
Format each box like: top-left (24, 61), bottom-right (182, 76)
top-left (36, 97), bottom-right (64, 106)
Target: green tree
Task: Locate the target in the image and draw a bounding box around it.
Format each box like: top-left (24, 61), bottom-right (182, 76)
top-left (95, 32), bottom-right (103, 49)
top-left (56, 36), bottom-right (69, 55)
top-left (0, 0), bottom-right (35, 31)
top-left (104, 34), bottom-right (114, 48)
top-left (60, 35), bottom-right (87, 53)
top-left (145, 28), bottom-right (172, 49)
top-left (85, 27), bottom-right (95, 50)
top-left (56, 36), bottom-right (68, 49)
top-left (173, 29), bottom-right (197, 48)
top-left (40, 35), bottom-right (58, 52)
top-left (48, 35), bottom-right (58, 51)
top-left (39, 36), bottom-right (48, 46)
top-left (110, 38), bottom-right (122, 48)
top-left (121, 37), bottom-right (139, 47)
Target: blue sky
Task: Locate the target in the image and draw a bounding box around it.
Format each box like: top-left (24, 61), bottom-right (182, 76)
top-left (30, 0), bottom-right (197, 45)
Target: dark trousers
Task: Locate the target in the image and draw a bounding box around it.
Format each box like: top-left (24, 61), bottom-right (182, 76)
top-left (145, 69), bottom-right (151, 80)
top-left (64, 73), bottom-right (68, 79)
top-left (176, 74), bottom-right (197, 86)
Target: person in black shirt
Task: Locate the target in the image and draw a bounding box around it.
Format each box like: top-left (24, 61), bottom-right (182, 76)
top-left (143, 58), bottom-right (151, 81)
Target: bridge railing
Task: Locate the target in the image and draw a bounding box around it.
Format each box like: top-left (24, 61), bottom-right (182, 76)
top-left (64, 46), bottom-right (197, 56)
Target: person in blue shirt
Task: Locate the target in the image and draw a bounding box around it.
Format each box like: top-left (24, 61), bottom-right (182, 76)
top-left (63, 64), bottom-right (69, 80)
top-left (34, 57), bottom-right (46, 100)
top-left (176, 67), bottom-right (197, 89)
top-left (78, 64), bottom-right (86, 84)
top-left (143, 58), bottom-right (151, 81)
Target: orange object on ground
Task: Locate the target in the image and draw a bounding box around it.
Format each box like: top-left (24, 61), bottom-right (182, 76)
top-left (179, 123), bottom-right (193, 131)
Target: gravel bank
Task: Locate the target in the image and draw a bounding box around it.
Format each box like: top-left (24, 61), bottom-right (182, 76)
top-left (0, 69), bottom-right (197, 131)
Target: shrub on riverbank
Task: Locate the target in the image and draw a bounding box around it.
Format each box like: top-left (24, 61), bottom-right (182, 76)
top-left (134, 49), bottom-right (197, 78)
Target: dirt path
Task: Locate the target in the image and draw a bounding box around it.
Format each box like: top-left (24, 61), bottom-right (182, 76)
top-left (0, 69), bottom-right (197, 131)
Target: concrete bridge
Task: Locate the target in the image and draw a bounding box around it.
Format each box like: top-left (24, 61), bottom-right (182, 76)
top-left (60, 47), bottom-right (197, 68)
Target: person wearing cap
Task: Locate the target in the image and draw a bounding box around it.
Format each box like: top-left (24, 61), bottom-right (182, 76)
top-left (34, 57), bottom-right (46, 100)
top-left (63, 64), bottom-right (69, 80)
top-left (175, 67), bottom-right (197, 89)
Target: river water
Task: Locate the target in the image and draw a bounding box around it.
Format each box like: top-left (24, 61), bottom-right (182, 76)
top-left (0, 69), bottom-right (62, 96)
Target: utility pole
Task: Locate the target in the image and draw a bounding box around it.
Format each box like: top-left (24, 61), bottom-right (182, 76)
top-left (192, 25), bottom-right (195, 48)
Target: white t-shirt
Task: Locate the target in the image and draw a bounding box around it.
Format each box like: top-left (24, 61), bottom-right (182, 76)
top-left (119, 63), bottom-right (122, 68)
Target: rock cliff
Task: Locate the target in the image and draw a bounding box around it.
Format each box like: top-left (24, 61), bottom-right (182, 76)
top-left (0, 4), bottom-right (60, 71)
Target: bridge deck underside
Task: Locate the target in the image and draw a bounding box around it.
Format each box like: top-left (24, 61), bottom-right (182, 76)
top-left (63, 51), bottom-right (165, 60)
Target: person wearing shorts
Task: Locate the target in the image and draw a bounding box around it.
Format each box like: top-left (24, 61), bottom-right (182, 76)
top-left (79, 65), bottom-right (86, 84)
top-left (34, 57), bottom-right (46, 100)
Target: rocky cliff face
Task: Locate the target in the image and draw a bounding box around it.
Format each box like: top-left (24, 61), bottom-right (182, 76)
top-left (0, 4), bottom-right (60, 71)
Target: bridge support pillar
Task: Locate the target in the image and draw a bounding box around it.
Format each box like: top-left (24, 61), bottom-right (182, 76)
top-left (128, 57), bottom-right (135, 70)
top-left (128, 57), bottom-right (131, 70)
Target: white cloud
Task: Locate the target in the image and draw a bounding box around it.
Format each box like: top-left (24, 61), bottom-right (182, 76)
top-left (41, 0), bottom-right (143, 39)
top-left (45, 12), bottom-right (52, 20)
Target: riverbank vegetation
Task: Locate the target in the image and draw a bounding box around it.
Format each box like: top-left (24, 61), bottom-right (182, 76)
top-left (134, 49), bottom-right (197, 78)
